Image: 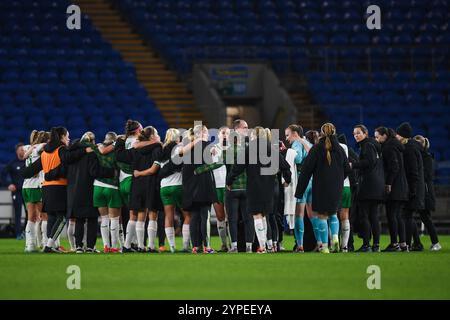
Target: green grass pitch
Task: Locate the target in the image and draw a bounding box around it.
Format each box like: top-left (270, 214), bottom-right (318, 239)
top-left (0, 235), bottom-right (449, 300)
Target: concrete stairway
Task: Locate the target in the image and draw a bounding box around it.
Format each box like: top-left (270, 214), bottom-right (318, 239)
top-left (291, 91), bottom-right (325, 130)
top-left (75, 0), bottom-right (204, 129)
top-left (283, 76), bottom-right (327, 130)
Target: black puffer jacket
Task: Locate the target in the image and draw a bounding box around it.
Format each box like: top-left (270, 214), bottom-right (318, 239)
top-left (381, 137), bottom-right (409, 202)
top-left (295, 135), bottom-right (351, 213)
top-left (420, 148), bottom-right (436, 211)
top-left (403, 139), bottom-right (426, 210)
top-left (353, 137), bottom-right (385, 201)
top-left (56, 141), bottom-right (114, 218)
top-left (182, 141), bottom-right (217, 210)
top-left (229, 138), bottom-right (291, 215)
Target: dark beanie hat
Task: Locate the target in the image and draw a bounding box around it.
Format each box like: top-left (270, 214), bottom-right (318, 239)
top-left (396, 122), bottom-right (413, 138)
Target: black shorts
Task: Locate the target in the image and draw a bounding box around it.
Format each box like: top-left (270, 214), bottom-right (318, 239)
top-left (42, 185), bottom-right (67, 213)
top-left (129, 181), bottom-right (148, 212)
top-left (247, 200), bottom-right (274, 216)
top-left (129, 191), bottom-right (146, 212)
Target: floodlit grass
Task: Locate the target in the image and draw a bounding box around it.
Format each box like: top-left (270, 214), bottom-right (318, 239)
top-left (0, 235), bottom-right (449, 299)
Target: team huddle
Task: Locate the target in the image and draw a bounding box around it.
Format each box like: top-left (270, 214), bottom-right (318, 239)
top-left (19, 118), bottom-right (441, 254)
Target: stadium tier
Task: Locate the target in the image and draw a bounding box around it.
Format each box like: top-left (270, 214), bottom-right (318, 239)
top-left (309, 71), bottom-right (450, 161)
top-left (113, 0), bottom-right (449, 165)
top-left (115, 0), bottom-right (450, 74)
top-left (0, 0), bottom-right (168, 165)
top-left (0, 0), bottom-right (449, 175)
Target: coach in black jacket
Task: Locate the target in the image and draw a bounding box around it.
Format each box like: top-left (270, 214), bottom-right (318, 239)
top-left (228, 135), bottom-right (291, 252)
top-left (396, 122), bottom-right (425, 251)
top-left (352, 126), bottom-right (385, 252)
top-left (375, 127), bottom-right (409, 251)
top-left (415, 135), bottom-right (440, 249)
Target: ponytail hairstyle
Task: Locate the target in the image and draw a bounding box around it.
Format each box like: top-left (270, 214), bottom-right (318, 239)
top-left (164, 128), bottom-right (180, 148)
top-left (193, 124), bottom-right (207, 139)
top-left (375, 126), bottom-right (389, 137)
top-left (183, 128), bottom-right (195, 142)
top-left (414, 135), bottom-right (430, 151)
top-left (288, 124), bottom-right (304, 138)
top-left (398, 136), bottom-right (408, 145)
top-left (125, 119), bottom-right (142, 138)
top-left (138, 126), bottom-right (157, 142)
top-left (388, 128), bottom-right (397, 139)
top-left (253, 126), bottom-right (267, 140)
top-left (38, 131), bottom-right (50, 144)
top-left (265, 128), bottom-right (272, 141)
top-left (375, 126), bottom-right (396, 139)
top-left (81, 131), bottom-right (95, 144)
top-left (49, 127), bottom-right (68, 148)
top-left (321, 123), bottom-right (336, 166)
top-left (29, 130), bottom-right (39, 145)
top-left (305, 130), bottom-right (320, 145)
top-left (103, 132), bottom-right (117, 146)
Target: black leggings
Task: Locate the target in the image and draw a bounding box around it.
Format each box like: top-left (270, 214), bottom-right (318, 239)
top-left (47, 211), bottom-right (66, 243)
top-left (225, 190), bottom-right (255, 243)
top-left (403, 208), bottom-right (422, 247)
top-left (267, 213), bottom-right (278, 243)
top-left (157, 210), bottom-right (165, 247)
top-left (275, 211), bottom-right (284, 244)
top-left (269, 179), bottom-right (280, 243)
top-left (190, 205), bottom-right (210, 248)
top-left (13, 191), bottom-right (25, 237)
top-left (419, 209), bottom-right (439, 245)
top-left (359, 201), bottom-right (381, 246)
top-left (386, 201), bottom-right (405, 244)
top-left (75, 217), bottom-right (98, 249)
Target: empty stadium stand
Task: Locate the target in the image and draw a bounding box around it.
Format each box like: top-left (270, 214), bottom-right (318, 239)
top-left (0, 0), bottom-right (168, 166)
top-left (112, 0), bottom-right (449, 184)
top-left (75, 0), bottom-right (204, 129)
top-left (0, 0), bottom-right (449, 184)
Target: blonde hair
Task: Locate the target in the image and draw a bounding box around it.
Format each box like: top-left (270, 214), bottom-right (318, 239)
top-left (321, 123), bottom-right (336, 166)
top-left (183, 128), bottom-right (195, 142)
top-left (265, 128), bottom-right (272, 141)
top-left (414, 135), bottom-right (430, 150)
top-left (29, 130), bottom-right (39, 145)
top-left (399, 136), bottom-right (408, 145)
top-left (164, 128), bottom-right (180, 147)
top-left (38, 131), bottom-right (50, 144)
top-left (81, 131), bottom-right (96, 144)
top-left (103, 132), bottom-right (117, 146)
top-left (193, 125), bottom-right (207, 138)
top-left (253, 126), bottom-right (267, 139)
